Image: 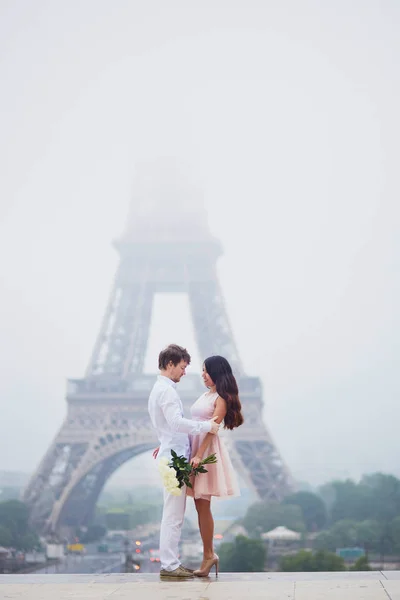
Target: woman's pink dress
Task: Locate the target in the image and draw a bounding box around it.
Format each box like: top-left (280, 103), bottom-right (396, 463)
top-left (187, 391), bottom-right (240, 501)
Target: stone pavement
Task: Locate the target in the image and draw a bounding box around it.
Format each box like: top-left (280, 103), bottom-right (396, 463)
top-left (0, 571), bottom-right (400, 599)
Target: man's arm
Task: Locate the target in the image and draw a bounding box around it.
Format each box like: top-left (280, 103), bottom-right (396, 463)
top-left (160, 388), bottom-right (218, 435)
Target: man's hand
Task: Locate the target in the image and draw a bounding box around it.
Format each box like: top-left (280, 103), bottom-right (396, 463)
top-left (209, 416), bottom-right (220, 435)
top-left (152, 447), bottom-right (160, 459)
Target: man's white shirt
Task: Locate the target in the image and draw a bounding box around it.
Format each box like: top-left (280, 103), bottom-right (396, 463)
top-left (148, 375), bottom-right (212, 460)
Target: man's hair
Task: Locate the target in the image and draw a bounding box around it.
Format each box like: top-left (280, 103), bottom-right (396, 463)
top-left (158, 344), bottom-right (191, 370)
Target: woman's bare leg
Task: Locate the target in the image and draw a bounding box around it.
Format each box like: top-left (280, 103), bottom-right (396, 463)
top-left (194, 498), bottom-right (215, 560)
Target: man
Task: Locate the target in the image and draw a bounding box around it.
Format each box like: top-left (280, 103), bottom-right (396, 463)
top-left (148, 344), bottom-right (219, 578)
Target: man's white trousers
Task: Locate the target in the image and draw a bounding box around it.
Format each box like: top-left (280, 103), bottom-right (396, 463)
top-left (159, 486), bottom-right (187, 571)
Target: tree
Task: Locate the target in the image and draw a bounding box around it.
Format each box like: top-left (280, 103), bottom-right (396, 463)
top-left (0, 500), bottom-right (30, 537)
top-left (312, 550), bottom-right (346, 571)
top-left (391, 516), bottom-right (400, 554)
top-left (355, 520), bottom-right (382, 553)
top-left (350, 556), bottom-right (371, 571)
top-left (105, 511), bottom-right (131, 530)
top-left (0, 524), bottom-right (12, 547)
top-left (314, 518), bottom-right (394, 557)
top-left (375, 522), bottom-right (395, 561)
top-left (361, 473), bottom-right (400, 524)
top-left (319, 474), bottom-right (400, 527)
top-left (242, 501), bottom-right (305, 537)
top-left (314, 520), bottom-right (358, 552)
top-left (18, 533), bottom-right (40, 551)
top-left (219, 535), bottom-right (266, 572)
top-left (79, 524), bottom-right (107, 544)
top-left (0, 487), bottom-right (20, 502)
top-left (319, 480), bottom-right (372, 524)
top-left (330, 520), bottom-right (359, 548)
top-left (280, 550), bottom-right (315, 572)
top-left (283, 492), bottom-right (328, 531)
top-left (313, 530), bottom-right (338, 552)
top-left (0, 500), bottom-right (39, 550)
top-left (280, 549), bottom-right (346, 572)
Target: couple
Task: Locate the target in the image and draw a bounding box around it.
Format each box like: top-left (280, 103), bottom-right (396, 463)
top-left (148, 343), bottom-right (244, 578)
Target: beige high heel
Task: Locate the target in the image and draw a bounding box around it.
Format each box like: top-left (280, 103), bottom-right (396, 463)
top-left (193, 554), bottom-right (219, 577)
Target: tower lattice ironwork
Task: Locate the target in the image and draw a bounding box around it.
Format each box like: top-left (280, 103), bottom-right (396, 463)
top-left (23, 166), bottom-right (293, 535)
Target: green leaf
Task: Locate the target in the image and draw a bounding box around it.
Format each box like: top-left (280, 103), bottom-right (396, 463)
top-left (201, 453), bottom-right (217, 465)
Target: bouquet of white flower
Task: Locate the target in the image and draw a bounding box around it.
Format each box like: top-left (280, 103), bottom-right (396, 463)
top-left (158, 450), bottom-right (217, 496)
top-left (158, 458), bottom-right (182, 496)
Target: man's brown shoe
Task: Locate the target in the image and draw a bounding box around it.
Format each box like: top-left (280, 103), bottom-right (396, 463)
top-left (160, 566), bottom-right (194, 578)
top-left (180, 564), bottom-right (194, 573)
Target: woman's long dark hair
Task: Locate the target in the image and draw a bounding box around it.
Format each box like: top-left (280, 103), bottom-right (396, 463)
top-left (204, 355), bottom-right (244, 430)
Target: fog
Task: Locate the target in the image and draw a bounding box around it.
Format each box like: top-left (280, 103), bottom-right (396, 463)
top-left (0, 1), bottom-right (398, 489)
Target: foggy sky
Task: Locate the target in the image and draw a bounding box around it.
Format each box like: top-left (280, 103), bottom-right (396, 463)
top-left (0, 0), bottom-right (398, 488)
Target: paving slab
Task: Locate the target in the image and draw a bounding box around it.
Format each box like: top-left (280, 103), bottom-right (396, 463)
top-left (381, 580), bottom-right (400, 600)
top-left (259, 571), bottom-right (385, 580)
top-left (383, 572), bottom-right (400, 580)
top-left (295, 579), bottom-right (388, 600)
top-left (0, 572), bottom-right (399, 600)
top-left (203, 580), bottom-right (295, 599)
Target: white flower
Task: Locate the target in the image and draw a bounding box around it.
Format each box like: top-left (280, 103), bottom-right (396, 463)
top-left (165, 468), bottom-right (177, 481)
top-left (158, 464), bottom-right (170, 477)
top-left (158, 459), bottom-right (173, 478)
top-left (162, 470), bottom-right (179, 489)
top-left (159, 466), bottom-right (174, 480)
top-left (158, 462), bottom-right (181, 495)
top-left (165, 475), bottom-right (181, 494)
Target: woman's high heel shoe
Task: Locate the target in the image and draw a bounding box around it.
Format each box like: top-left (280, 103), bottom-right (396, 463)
top-left (193, 554), bottom-right (219, 578)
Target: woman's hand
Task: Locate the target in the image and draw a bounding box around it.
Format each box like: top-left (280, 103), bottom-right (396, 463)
top-left (190, 456), bottom-right (201, 469)
top-left (153, 447), bottom-right (160, 459)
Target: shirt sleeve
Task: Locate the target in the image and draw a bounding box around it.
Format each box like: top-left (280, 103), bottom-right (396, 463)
top-left (159, 387), bottom-right (212, 435)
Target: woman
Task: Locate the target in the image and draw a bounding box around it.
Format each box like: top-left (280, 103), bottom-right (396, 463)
top-left (187, 355), bottom-right (244, 577)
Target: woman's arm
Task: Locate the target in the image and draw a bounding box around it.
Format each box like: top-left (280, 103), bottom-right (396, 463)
top-left (190, 396), bottom-right (227, 468)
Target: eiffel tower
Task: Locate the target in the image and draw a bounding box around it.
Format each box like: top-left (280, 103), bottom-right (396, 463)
top-left (23, 164), bottom-right (293, 535)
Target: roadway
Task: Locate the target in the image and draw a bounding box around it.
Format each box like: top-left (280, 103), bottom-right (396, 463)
top-left (34, 542), bottom-right (160, 575)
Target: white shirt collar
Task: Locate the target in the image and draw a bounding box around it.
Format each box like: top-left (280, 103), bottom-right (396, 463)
top-left (157, 375), bottom-right (177, 389)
